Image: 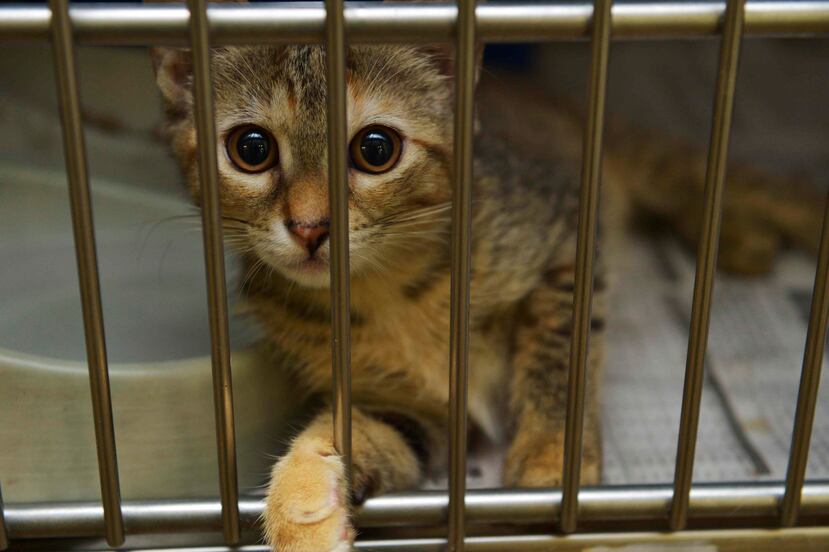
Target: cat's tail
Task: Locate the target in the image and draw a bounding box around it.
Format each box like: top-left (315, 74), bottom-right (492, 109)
top-left (602, 121), bottom-right (825, 275)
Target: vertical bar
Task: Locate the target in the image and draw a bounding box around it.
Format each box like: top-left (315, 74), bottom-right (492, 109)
top-left (0, 484), bottom-right (8, 551)
top-left (669, 0), bottom-right (745, 532)
top-left (447, 0), bottom-right (476, 550)
top-left (780, 192), bottom-right (829, 526)
top-left (324, 0), bottom-right (353, 484)
top-left (559, 0), bottom-right (612, 535)
top-left (48, 0), bottom-right (125, 546)
top-left (186, 0), bottom-right (241, 544)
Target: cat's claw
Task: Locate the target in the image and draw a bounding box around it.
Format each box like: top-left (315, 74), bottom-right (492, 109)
top-left (264, 439), bottom-right (354, 552)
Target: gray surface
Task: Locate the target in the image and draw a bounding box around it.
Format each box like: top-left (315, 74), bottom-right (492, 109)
top-left (0, 47), bottom-right (291, 504)
top-left (601, 230), bottom-right (829, 484)
top-left (0, 164), bottom-right (258, 362)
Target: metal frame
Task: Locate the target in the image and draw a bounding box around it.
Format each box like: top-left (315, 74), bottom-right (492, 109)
top-left (46, 0), bottom-right (124, 546)
top-left (2, 1), bottom-right (829, 44)
top-left (670, 0), bottom-right (745, 532)
top-left (559, 0), bottom-right (611, 535)
top-left (780, 189), bottom-right (829, 527)
top-left (324, 0), bottom-right (354, 497)
top-left (1, 1), bottom-right (828, 550)
top-left (447, 0), bottom-right (476, 549)
top-left (185, 0), bottom-right (241, 544)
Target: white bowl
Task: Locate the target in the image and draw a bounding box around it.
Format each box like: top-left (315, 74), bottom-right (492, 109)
top-left (0, 164), bottom-right (295, 502)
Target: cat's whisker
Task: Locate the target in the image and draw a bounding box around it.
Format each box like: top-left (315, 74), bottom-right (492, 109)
top-left (222, 237), bottom-right (248, 243)
top-left (382, 229), bottom-right (449, 240)
top-left (375, 202), bottom-right (452, 225)
top-left (240, 257), bottom-right (269, 291)
top-left (391, 206), bottom-right (452, 220)
top-left (281, 278), bottom-right (297, 311)
top-left (352, 249), bottom-right (391, 278)
top-left (363, 47), bottom-right (386, 96)
top-left (364, 47), bottom-right (402, 95)
top-left (220, 214), bottom-right (252, 226)
top-left (222, 225), bottom-right (249, 233)
top-left (371, 55), bottom-right (413, 96)
top-left (381, 220), bottom-right (449, 233)
top-left (383, 219), bottom-right (451, 232)
top-left (384, 212), bottom-right (451, 226)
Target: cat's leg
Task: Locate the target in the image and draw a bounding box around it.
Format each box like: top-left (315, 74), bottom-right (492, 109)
top-left (604, 126), bottom-right (824, 275)
top-left (503, 264), bottom-right (604, 488)
top-left (263, 407), bottom-right (432, 552)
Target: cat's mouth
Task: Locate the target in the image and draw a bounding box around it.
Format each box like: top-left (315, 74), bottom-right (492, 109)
top-left (296, 257), bottom-right (327, 272)
top-left (275, 256), bottom-right (331, 288)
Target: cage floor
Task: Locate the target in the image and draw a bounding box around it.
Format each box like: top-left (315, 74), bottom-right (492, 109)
top-left (422, 230), bottom-right (829, 490)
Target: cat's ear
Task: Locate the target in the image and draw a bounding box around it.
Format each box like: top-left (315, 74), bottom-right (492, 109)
top-left (384, 0), bottom-right (484, 86)
top-left (146, 0), bottom-right (246, 106)
top-left (150, 47), bottom-right (193, 107)
top-left (419, 42), bottom-right (484, 87)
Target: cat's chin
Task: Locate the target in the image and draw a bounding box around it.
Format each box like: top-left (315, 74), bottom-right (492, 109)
top-left (277, 258), bottom-right (332, 289)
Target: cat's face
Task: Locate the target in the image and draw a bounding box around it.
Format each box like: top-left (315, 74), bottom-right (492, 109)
top-left (155, 45), bottom-right (458, 288)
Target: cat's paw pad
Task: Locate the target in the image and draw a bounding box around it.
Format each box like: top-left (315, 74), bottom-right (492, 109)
top-left (263, 439), bottom-right (354, 552)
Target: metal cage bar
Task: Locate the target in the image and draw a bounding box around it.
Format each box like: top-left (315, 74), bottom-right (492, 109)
top-left (324, 0), bottom-right (354, 483)
top-left (1, 2), bottom-right (829, 45)
top-left (669, 0), bottom-right (745, 532)
top-left (47, 0), bottom-right (125, 546)
top-left (90, 527), bottom-right (829, 551)
top-left (0, 484), bottom-right (8, 552)
top-left (4, 482), bottom-right (829, 539)
top-left (448, 0), bottom-right (477, 547)
top-left (186, 0), bottom-right (241, 544)
top-left (559, 0), bottom-right (612, 534)
top-left (780, 192), bottom-right (829, 526)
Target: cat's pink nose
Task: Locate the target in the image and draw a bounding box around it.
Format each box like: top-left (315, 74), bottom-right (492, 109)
top-left (287, 220), bottom-right (330, 256)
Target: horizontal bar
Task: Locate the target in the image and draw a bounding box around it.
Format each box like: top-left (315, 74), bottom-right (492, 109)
top-left (325, 0), bottom-right (353, 495)
top-left (447, 0), bottom-right (477, 549)
top-left (5, 483), bottom-right (829, 540)
top-left (100, 527), bottom-right (829, 551)
top-left (0, 485), bottom-right (8, 551)
top-left (560, 0), bottom-right (612, 535)
top-left (1, 2), bottom-right (829, 45)
top-left (48, 0), bottom-right (125, 547)
top-left (669, 0), bottom-right (745, 532)
top-left (780, 191), bottom-right (829, 526)
top-left (186, 0), bottom-right (241, 545)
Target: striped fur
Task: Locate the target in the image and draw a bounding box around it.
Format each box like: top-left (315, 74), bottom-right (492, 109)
top-left (152, 36), bottom-right (820, 552)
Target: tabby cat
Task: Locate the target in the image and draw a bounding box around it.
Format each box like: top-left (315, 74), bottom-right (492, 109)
top-left (151, 5), bottom-right (821, 550)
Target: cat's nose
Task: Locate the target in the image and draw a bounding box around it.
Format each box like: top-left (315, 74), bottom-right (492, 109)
top-left (286, 219), bottom-right (330, 256)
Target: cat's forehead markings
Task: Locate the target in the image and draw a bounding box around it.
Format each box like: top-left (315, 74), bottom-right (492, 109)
top-left (348, 89), bottom-right (377, 126)
top-left (269, 83), bottom-right (296, 120)
top-left (282, 78), bottom-right (297, 113)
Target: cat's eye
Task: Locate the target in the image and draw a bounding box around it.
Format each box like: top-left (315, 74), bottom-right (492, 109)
top-left (350, 125), bottom-right (402, 174)
top-left (226, 125), bottom-right (278, 173)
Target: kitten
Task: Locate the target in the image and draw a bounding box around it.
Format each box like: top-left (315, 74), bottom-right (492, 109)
top-left (153, 39), bottom-right (599, 550)
top-left (151, 12), bottom-right (821, 552)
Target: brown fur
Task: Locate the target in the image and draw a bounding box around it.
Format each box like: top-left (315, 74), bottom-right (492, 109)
top-left (151, 9), bottom-right (821, 549)
top-left (604, 119), bottom-right (824, 275)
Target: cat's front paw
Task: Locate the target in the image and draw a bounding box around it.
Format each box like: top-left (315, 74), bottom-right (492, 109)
top-left (504, 432), bottom-right (601, 488)
top-left (263, 438), bottom-right (353, 552)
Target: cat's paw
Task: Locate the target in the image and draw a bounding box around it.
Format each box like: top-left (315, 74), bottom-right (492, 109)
top-left (504, 439), bottom-right (564, 487)
top-left (504, 438), bottom-right (601, 488)
top-left (263, 438), bottom-right (354, 552)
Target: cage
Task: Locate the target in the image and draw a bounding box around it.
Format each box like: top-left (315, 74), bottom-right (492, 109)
top-left (0, 1), bottom-right (828, 551)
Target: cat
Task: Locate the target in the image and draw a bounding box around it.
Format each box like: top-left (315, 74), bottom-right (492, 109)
top-left (150, 6), bottom-right (822, 551)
